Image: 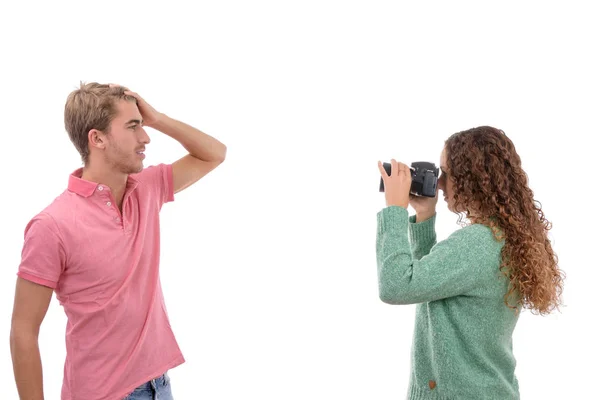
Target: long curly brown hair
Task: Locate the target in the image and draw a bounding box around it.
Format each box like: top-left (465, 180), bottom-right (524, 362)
top-left (444, 126), bottom-right (564, 315)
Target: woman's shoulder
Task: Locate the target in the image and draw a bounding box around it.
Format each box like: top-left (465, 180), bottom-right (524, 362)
top-left (446, 222), bottom-right (505, 255)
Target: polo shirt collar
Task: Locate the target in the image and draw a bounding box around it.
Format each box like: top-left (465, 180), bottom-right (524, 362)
top-left (68, 168), bottom-right (139, 198)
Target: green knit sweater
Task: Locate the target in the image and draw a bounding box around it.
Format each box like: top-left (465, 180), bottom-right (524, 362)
top-left (376, 206), bottom-right (520, 400)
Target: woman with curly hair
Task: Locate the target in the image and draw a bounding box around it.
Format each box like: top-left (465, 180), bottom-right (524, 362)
top-left (376, 126), bottom-right (564, 400)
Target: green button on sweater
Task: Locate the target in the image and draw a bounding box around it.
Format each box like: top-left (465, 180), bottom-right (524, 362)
top-left (376, 206), bottom-right (520, 400)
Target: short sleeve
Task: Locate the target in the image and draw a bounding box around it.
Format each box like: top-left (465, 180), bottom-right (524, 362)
top-left (133, 163), bottom-right (175, 207)
top-left (17, 213), bottom-right (67, 289)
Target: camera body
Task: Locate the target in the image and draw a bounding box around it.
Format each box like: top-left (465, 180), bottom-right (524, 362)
top-left (379, 161), bottom-right (439, 197)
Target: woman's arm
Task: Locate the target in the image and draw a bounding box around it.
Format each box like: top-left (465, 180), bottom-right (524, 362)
top-left (376, 206), bottom-right (502, 305)
top-left (408, 213), bottom-right (437, 260)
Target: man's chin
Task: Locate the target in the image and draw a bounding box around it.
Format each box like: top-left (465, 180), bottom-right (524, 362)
top-left (124, 162), bottom-right (144, 175)
top-left (133, 162), bottom-right (144, 173)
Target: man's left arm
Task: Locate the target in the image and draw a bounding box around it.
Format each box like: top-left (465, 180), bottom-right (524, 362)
top-left (115, 85), bottom-right (227, 194)
top-left (150, 114), bottom-right (227, 194)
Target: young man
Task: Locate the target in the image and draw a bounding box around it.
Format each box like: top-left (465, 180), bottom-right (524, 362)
top-left (10, 83), bottom-right (227, 400)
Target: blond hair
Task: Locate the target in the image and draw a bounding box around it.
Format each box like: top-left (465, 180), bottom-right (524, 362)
top-left (64, 82), bottom-right (136, 164)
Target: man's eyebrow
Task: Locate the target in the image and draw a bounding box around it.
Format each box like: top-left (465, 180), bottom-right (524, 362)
top-left (125, 119), bottom-right (143, 125)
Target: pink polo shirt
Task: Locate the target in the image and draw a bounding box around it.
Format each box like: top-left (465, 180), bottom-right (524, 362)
top-left (17, 163), bottom-right (185, 400)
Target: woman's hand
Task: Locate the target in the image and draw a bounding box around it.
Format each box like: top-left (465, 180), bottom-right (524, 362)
top-left (409, 190), bottom-right (438, 222)
top-left (378, 159), bottom-right (412, 208)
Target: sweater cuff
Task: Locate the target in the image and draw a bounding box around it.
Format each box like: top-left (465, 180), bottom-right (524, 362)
top-left (408, 213), bottom-right (436, 243)
top-left (377, 206), bottom-right (409, 234)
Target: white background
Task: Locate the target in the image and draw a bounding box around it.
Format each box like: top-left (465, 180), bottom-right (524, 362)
top-left (1, 1), bottom-right (598, 399)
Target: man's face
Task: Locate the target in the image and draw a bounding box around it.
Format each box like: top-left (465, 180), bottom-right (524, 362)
top-left (103, 100), bottom-right (150, 174)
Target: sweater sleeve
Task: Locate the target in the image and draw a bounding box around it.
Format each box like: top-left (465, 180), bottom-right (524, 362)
top-left (408, 213), bottom-right (437, 260)
top-left (376, 206), bottom-right (499, 305)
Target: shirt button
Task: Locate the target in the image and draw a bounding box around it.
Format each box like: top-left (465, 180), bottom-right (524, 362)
top-left (106, 202), bottom-right (112, 207)
top-left (98, 186), bottom-right (104, 191)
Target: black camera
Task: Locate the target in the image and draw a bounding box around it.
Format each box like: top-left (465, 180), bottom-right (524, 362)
top-left (379, 161), bottom-right (439, 197)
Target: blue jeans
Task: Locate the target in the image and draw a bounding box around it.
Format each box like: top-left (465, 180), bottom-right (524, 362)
top-left (122, 372), bottom-right (173, 400)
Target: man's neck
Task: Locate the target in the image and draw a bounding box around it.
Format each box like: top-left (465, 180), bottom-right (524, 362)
top-left (81, 165), bottom-right (128, 208)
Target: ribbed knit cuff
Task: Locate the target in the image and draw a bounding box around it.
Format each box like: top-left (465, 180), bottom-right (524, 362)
top-left (377, 206), bottom-right (409, 234)
top-left (408, 213), bottom-right (436, 244)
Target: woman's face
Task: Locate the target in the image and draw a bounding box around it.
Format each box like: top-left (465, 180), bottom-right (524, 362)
top-left (438, 147), bottom-right (456, 211)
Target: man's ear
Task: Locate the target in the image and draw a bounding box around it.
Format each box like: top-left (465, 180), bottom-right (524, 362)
top-left (89, 129), bottom-right (107, 150)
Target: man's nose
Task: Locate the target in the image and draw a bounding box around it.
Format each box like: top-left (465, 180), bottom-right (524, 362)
top-left (141, 127), bottom-right (151, 144)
